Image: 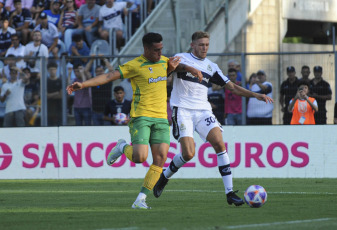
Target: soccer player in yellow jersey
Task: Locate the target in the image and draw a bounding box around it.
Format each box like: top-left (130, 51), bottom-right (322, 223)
top-left (66, 33), bottom-right (201, 209)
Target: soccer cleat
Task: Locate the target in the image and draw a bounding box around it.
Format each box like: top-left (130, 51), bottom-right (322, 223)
top-left (227, 190), bottom-right (245, 206)
top-left (107, 139), bottom-right (126, 166)
top-left (132, 199), bottom-right (151, 209)
top-left (153, 172), bottom-right (169, 198)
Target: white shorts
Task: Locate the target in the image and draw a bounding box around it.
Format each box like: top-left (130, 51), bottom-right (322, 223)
top-left (171, 107), bottom-right (223, 142)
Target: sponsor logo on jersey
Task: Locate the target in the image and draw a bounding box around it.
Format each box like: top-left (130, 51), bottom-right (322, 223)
top-left (148, 76), bottom-right (167, 83)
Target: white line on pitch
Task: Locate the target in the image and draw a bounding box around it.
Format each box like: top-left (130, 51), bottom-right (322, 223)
top-left (165, 190), bottom-right (337, 195)
top-left (225, 218), bottom-right (334, 229)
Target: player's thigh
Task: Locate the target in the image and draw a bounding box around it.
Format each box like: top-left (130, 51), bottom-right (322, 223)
top-left (172, 107), bottom-right (195, 141)
top-left (128, 117), bottom-right (151, 145)
top-left (195, 110), bottom-right (223, 142)
top-left (206, 127), bottom-right (226, 153)
top-left (150, 118), bottom-right (170, 145)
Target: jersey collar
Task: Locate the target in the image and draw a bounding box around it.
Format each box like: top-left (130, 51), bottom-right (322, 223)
top-left (190, 52), bottom-right (205, 61)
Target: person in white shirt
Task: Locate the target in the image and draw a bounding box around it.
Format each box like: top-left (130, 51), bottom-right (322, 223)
top-left (24, 30), bottom-right (49, 78)
top-left (5, 33), bottom-right (26, 69)
top-left (247, 70), bottom-right (274, 125)
top-left (153, 31), bottom-right (273, 206)
top-left (0, 66), bottom-right (29, 127)
top-left (98, 0), bottom-right (129, 50)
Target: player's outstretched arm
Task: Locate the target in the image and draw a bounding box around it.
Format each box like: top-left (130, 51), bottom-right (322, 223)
top-left (225, 82), bottom-right (274, 104)
top-left (66, 70), bottom-right (121, 95)
top-left (175, 63), bottom-right (203, 82)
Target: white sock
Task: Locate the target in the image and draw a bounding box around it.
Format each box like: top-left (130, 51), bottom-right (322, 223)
top-left (217, 151), bottom-right (233, 194)
top-left (136, 192), bottom-right (146, 201)
top-left (163, 153), bottom-right (187, 179)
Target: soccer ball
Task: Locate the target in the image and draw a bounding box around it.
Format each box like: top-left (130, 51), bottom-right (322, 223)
top-left (244, 185), bottom-right (267, 208)
top-left (114, 113), bottom-right (128, 125)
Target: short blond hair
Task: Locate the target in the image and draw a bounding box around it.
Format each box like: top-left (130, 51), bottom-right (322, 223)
top-left (191, 31), bottom-right (210, 41)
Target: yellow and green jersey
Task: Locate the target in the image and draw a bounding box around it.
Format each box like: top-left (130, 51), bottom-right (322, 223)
top-left (118, 55), bottom-right (169, 119)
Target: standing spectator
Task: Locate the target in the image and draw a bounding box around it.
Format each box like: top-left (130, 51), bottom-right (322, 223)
top-left (34, 12), bottom-right (59, 58)
top-left (98, 0), bottom-right (128, 50)
top-left (247, 70), bottom-right (273, 125)
top-left (0, 74), bottom-right (6, 126)
top-left (103, 85), bottom-right (131, 125)
top-left (75, 0), bottom-right (100, 47)
top-left (23, 67), bottom-right (40, 125)
top-left (69, 33), bottom-right (90, 66)
top-left (309, 66), bottom-right (332, 124)
top-left (224, 68), bottom-right (242, 125)
top-left (2, 54), bottom-right (18, 80)
top-left (299, 65), bottom-right (311, 84)
top-left (0, 66), bottom-right (29, 127)
top-left (8, 0), bottom-right (32, 45)
top-left (0, 15), bottom-right (16, 57)
top-left (288, 80), bottom-right (318, 125)
top-left (72, 64), bottom-right (92, 125)
top-left (58, 0), bottom-right (78, 51)
top-left (207, 83), bottom-right (224, 124)
top-left (84, 55), bottom-right (113, 125)
top-left (279, 66), bottom-right (299, 125)
top-left (246, 72), bottom-right (257, 90)
top-left (117, 0), bottom-right (140, 34)
top-left (6, 33), bottom-right (26, 69)
top-left (43, 0), bottom-right (62, 27)
top-left (47, 61), bottom-right (62, 126)
top-left (227, 59), bottom-right (242, 81)
top-left (24, 30), bottom-right (49, 78)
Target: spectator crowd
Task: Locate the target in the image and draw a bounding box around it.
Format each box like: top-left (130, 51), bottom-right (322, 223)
top-left (0, 0), bottom-right (335, 127)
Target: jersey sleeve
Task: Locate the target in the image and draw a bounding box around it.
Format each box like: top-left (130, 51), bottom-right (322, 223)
top-left (209, 64), bottom-right (229, 87)
top-left (118, 61), bottom-right (135, 80)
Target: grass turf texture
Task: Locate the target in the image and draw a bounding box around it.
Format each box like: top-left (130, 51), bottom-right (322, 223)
top-left (0, 179), bottom-right (336, 230)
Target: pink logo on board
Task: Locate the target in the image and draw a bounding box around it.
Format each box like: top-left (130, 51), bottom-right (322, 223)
top-left (0, 143), bottom-right (13, 170)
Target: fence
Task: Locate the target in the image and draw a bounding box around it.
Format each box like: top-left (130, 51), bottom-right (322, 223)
top-left (0, 51), bottom-right (335, 127)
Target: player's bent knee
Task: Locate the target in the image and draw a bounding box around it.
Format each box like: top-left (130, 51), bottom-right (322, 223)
top-left (182, 151), bottom-right (195, 161)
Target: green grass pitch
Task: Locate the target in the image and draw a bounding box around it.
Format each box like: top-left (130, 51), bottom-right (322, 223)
top-left (0, 178), bottom-right (336, 230)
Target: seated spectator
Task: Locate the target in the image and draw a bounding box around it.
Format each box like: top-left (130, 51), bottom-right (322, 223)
top-left (225, 68), bottom-right (242, 125)
top-left (43, 0), bottom-right (62, 27)
top-left (69, 33), bottom-right (90, 66)
top-left (0, 0), bottom-right (10, 20)
top-left (103, 86), bottom-right (131, 125)
top-left (288, 80), bottom-right (318, 125)
top-left (84, 55), bottom-right (113, 125)
top-left (0, 66), bottom-right (29, 127)
top-left (34, 11), bottom-right (59, 58)
top-left (2, 54), bottom-right (18, 80)
top-left (58, 0), bottom-right (78, 51)
top-left (247, 70), bottom-right (274, 125)
top-left (6, 0), bottom-right (34, 12)
top-left (74, 0), bottom-right (100, 47)
top-left (8, 0), bottom-right (32, 45)
top-left (98, 0), bottom-right (128, 51)
top-left (23, 67), bottom-right (40, 125)
top-left (24, 30), bottom-right (49, 79)
top-left (6, 33), bottom-right (26, 69)
top-left (74, 0), bottom-right (86, 9)
top-left (47, 61), bottom-right (62, 126)
top-left (72, 64), bottom-right (92, 125)
top-left (0, 15), bottom-right (16, 57)
top-left (30, 0), bottom-right (45, 25)
top-left (116, 0), bottom-right (140, 34)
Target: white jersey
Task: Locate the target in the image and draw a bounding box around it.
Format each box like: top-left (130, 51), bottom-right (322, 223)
top-left (0, 79), bottom-right (26, 114)
top-left (99, 2), bottom-right (126, 31)
top-left (247, 82), bottom-right (274, 118)
top-left (170, 52), bottom-right (229, 111)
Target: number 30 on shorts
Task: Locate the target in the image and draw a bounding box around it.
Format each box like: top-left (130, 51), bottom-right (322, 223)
top-left (204, 116), bottom-right (216, 126)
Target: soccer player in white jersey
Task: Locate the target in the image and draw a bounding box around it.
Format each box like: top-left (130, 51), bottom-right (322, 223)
top-left (153, 31), bottom-right (274, 206)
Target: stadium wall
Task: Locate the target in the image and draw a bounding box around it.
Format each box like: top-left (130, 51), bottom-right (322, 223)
top-left (0, 126), bottom-right (336, 179)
